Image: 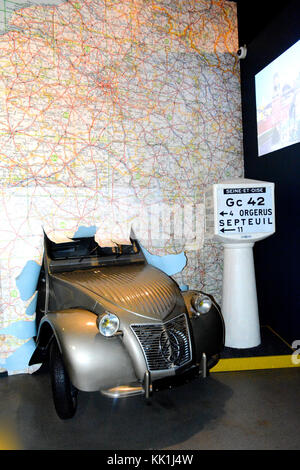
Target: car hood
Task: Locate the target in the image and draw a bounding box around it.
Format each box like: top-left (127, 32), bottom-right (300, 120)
top-left (53, 263), bottom-right (182, 320)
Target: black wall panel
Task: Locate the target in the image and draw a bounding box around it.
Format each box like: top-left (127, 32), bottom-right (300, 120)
top-left (237, 0), bottom-right (300, 344)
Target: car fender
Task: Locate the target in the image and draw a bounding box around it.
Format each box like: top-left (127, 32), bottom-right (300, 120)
top-left (182, 290), bottom-right (225, 362)
top-left (33, 309), bottom-right (137, 392)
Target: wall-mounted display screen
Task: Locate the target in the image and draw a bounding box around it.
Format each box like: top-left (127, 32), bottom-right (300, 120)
top-left (255, 39), bottom-right (300, 156)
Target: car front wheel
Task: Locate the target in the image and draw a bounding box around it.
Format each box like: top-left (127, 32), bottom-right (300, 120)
top-left (49, 339), bottom-right (78, 419)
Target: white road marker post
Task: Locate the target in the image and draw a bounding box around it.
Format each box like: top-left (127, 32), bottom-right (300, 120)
top-left (205, 179), bottom-right (275, 348)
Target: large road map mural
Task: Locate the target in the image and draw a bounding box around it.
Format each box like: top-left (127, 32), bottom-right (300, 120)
top-left (0, 0), bottom-right (243, 374)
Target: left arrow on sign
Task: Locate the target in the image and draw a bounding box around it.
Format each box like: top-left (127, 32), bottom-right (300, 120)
top-left (220, 228), bottom-right (236, 233)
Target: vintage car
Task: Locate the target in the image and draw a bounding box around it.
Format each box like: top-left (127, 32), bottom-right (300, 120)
top-left (29, 233), bottom-right (224, 419)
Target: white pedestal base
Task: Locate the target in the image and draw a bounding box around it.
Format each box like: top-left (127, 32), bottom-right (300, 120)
top-left (222, 243), bottom-right (261, 349)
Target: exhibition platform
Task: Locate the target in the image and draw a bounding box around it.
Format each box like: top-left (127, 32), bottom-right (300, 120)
top-left (211, 325), bottom-right (297, 372)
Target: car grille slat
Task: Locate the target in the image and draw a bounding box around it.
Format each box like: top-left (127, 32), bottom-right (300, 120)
top-left (131, 314), bottom-right (192, 371)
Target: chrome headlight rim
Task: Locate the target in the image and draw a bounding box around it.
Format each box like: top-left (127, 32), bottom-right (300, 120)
top-left (191, 293), bottom-right (212, 315)
top-left (97, 312), bottom-right (120, 337)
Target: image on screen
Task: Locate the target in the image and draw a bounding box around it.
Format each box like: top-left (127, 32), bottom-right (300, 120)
top-left (255, 39), bottom-right (300, 157)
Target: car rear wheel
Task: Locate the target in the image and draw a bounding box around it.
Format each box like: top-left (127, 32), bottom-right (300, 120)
top-left (49, 339), bottom-right (78, 419)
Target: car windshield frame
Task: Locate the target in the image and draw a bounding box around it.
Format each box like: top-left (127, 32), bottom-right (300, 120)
top-left (43, 232), bottom-right (146, 273)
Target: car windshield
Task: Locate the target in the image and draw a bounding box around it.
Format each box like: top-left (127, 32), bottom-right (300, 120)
top-left (44, 233), bottom-right (144, 272)
top-left (47, 236), bottom-right (139, 260)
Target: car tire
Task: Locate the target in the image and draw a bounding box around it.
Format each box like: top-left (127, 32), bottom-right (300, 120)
top-left (49, 339), bottom-right (78, 419)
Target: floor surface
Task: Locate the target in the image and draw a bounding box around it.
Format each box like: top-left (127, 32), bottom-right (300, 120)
top-left (0, 366), bottom-right (299, 451)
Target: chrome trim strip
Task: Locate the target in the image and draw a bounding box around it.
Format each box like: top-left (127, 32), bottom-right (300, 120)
top-left (202, 352), bottom-right (207, 378)
top-left (100, 384), bottom-right (145, 398)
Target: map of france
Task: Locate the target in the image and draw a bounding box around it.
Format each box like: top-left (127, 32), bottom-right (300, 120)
top-left (0, 0), bottom-right (243, 373)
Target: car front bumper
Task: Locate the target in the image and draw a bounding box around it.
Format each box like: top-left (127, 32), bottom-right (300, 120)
top-left (99, 352), bottom-right (220, 399)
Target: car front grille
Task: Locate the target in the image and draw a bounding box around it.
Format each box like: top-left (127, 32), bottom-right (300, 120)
top-left (131, 314), bottom-right (192, 371)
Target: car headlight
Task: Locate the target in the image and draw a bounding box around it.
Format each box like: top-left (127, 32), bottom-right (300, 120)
top-left (97, 312), bottom-right (120, 337)
top-left (191, 294), bottom-right (212, 315)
